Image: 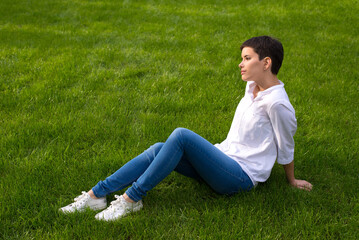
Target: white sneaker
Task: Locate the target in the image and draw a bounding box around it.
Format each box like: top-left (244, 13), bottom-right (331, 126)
top-left (95, 195), bottom-right (143, 221)
top-left (59, 191), bottom-right (107, 213)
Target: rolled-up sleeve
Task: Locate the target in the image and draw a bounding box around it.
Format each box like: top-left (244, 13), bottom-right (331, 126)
top-left (268, 102), bottom-right (297, 165)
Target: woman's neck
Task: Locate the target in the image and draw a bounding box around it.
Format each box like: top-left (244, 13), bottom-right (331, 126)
top-left (255, 75), bottom-right (280, 92)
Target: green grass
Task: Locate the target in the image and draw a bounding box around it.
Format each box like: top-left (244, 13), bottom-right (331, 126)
top-left (1, 0), bottom-right (358, 239)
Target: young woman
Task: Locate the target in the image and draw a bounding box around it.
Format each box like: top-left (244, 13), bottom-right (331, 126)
top-left (60, 36), bottom-right (313, 221)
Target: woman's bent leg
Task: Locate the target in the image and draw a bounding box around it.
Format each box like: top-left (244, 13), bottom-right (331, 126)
top-left (125, 128), bottom-right (253, 202)
top-left (92, 143), bottom-right (164, 198)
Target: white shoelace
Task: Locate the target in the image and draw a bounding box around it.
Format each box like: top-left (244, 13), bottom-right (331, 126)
top-left (71, 191), bottom-right (88, 206)
top-left (107, 195), bottom-right (125, 211)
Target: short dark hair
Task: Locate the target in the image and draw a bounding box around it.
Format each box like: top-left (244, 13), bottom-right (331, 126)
top-left (240, 36), bottom-right (284, 75)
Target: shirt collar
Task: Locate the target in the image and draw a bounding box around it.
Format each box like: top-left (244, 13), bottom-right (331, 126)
top-left (246, 80), bottom-right (284, 100)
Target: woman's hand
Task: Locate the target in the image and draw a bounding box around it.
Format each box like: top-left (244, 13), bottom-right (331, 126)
top-left (283, 161), bottom-right (313, 191)
top-left (290, 179), bottom-right (313, 191)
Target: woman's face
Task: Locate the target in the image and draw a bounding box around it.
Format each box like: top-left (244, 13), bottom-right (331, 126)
top-left (239, 47), bottom-right (264, 82)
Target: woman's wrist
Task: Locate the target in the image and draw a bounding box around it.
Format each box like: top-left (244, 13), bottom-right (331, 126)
top-left (288, 179), bottom-right (297, 186)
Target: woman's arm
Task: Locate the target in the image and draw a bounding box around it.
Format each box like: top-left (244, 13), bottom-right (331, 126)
top-left (283, 161), bottom-right (313, 191)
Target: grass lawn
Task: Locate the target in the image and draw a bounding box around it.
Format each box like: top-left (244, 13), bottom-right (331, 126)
top-left (1, 0), bottom-right (358, 239)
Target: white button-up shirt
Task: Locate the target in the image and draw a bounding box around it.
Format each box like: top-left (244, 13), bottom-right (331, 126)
top-left (215, 80), bottom-right (297, 185)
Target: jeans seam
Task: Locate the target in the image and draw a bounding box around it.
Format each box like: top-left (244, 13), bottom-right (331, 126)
top-left (152, 147), bottom-right (181, 185)
top-left (145, 150), bottom-right (153, 164)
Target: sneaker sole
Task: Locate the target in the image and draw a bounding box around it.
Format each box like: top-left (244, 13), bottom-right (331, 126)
top-left (90, 204), bottom-right (107, 211)
top-left (95, 204), bottom-right (143, 221)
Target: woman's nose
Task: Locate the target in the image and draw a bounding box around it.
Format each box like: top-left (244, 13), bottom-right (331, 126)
top-left (239, 62), bottom-right (243, 68)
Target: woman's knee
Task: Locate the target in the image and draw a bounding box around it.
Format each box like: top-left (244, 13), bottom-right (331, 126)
top-left (171, 127), bottom-right (192, 138)
top-left (149, 142), bottom-right (164, 154)
top-left (142, 142), bottom-right (164, 164)
top-left (169, 128), bottom-right (193, 144)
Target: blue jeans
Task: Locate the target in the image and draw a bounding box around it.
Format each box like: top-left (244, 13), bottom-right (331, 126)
top-left (92, 128), bottom-right (253, 202)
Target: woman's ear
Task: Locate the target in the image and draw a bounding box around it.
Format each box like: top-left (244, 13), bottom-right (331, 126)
top-left (263, 57), bottom-right (272, 71)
